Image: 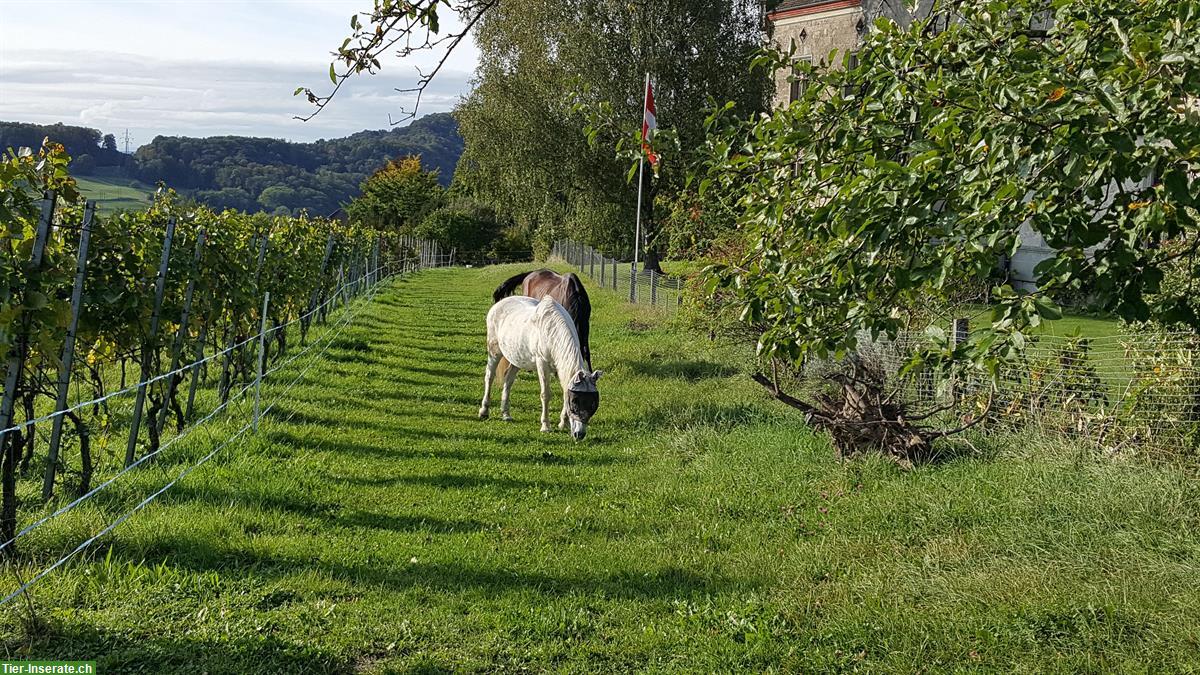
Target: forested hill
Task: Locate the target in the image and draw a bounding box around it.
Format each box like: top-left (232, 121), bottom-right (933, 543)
top-left (0, 113), bottom-right (463, 216)
top-left (133, 113), bottom-right (462, 214)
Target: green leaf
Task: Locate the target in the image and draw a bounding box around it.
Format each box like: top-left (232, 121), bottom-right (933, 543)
top-left (329, 63), bottom-right (337, 84)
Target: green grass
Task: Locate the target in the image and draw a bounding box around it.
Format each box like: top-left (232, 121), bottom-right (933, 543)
top-left (74, 174), bottom-right (156, 213)
top-left (4, 265), bottom-right (1200, 672)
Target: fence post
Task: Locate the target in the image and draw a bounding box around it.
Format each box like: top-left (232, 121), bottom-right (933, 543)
top-left (600, 252), bottom-right (606, 286)
top-left (253, 292), bottom-right (270, 432)
top-left (305, 233), bottom-right (336, 342)
top-left (650, 270), bottom-right (658, 305)
top-left (612, 259), bottom-right (617, 291)
top-left (589, 248), bottom-right (595, 278)
top-left (43, 201), bottom-right (96, 500)
top-left (184, 320), bottom-right (208, 421)
top-left (338, 263), bottom-right (348, 309)
top-left (125, 217), bottom-right (176, 467)
top-left (949, 317), bottom-right (970, 398)
top-left (629, 261), bottom-right (637, 303)
top-left (450, 247), bottom-right (456, 267)
top-left (0, 192), bottom-right (55, 550)
top-left (157, 228), bottom-right (205, 437)
top-left (373, 235), bottom-right (382, 285)
top-left (953, 318), bottom-right (970, 347)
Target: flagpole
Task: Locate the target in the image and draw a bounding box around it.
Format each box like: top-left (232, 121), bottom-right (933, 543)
top-left (633, 71), bottom-right (649, 299)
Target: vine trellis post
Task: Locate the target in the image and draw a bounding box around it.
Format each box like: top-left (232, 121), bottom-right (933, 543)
top-left (305, 233), bottom-right (336, 342)
top-left (183, 319), bottom-right (208, 421)
top-left (43, 200), bottom-right (96, 500)
top-left (253, 292), bottom-right (269, 433)
top-left (125, 217), bottom-right (176, 467)
top-left (2, 192), bottom-right (57, 548)
top-left (157, 228), bottom-right (204, 437)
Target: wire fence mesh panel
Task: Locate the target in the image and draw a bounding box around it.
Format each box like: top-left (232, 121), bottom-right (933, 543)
top-left (850, 325), bottom-right (1200, 454)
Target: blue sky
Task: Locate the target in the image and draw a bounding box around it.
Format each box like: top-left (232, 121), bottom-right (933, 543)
top-left (0, 0), bottom-right (479, 148)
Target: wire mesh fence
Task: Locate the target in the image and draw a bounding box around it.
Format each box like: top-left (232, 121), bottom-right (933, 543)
top-left (857, 325), bottom-right (1200, 454)
top-left (552, 239), bottom-right (685, 313)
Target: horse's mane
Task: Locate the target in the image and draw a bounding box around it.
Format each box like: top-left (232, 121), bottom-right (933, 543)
top-left (563, 273), bottom-right (592, 368)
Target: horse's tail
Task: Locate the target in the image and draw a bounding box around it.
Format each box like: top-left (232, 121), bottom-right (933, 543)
top-left (564, 273), bottom-right (593, 370)
top-left (493, 271), bottom-right (532, 304)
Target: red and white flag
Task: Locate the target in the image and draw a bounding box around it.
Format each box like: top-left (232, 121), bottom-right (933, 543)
top-left (642, 78), bottom-right (658, 167)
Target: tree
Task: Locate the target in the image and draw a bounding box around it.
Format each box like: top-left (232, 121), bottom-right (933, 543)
top-left (73, 153), bottom-right (97, 175)
top-left (414, 196), bottom-right (501, 251)
top-left (303, 0), bottom-right (769, 267)
top-left (699, 0), bottom-right (1200, 458)
top-left (102, 133), bottom-right (118, 152)
top-left (345, 155), bottom-right (444, 231)
top-left (457, 0), bottom-right (769, 268)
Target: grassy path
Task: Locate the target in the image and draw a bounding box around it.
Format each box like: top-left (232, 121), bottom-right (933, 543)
top-left (4, 265), bottom-right (1200, 672)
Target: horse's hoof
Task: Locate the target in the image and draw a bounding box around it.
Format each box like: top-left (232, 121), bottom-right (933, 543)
top-left (478, 408), bottom-right (489, 419)
top-left (540, 426), bottom-right (552, 433)
top-left (502, 415), bottom-right (513, 422)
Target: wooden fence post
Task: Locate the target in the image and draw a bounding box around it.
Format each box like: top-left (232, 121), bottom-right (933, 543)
top-left (125, 217), bottom-right (176, 467)
top-left (43, 201), bottom-right (95, 500)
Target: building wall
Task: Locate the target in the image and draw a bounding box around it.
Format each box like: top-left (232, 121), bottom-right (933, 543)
top-left (769, 2), bottom-right (864, 107)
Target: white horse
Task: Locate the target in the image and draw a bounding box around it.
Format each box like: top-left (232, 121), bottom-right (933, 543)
top-left (479, 295), bottom-right (602, 440)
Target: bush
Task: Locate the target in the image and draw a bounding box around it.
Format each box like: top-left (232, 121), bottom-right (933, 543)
top-left (413, 197), bottom-right (501, 252)
top-left (73, 153), bottom-right (96, 175)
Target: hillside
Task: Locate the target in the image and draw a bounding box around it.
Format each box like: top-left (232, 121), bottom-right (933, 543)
top-left (133, 113), bottom-right (462, 215)
top-left (1, 114), bottom-right (464, 216)
top-left (73, 169), bottom-right (156, 213)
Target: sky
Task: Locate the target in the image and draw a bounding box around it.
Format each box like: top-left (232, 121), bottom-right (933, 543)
top-left (0, 0), bottom-right (480, 149)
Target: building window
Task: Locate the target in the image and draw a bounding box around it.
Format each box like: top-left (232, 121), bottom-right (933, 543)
top-left (843, 51), bottom-right (860, 97)
top-left (789, 56), bottom-right (813, 103)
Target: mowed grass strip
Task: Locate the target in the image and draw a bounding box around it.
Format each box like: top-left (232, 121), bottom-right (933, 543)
top-left (4, 265), bottom-right (1200, 673)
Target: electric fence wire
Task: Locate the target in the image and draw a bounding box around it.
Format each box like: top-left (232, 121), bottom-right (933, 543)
top-left (0, 265), bottom-right (408, 607)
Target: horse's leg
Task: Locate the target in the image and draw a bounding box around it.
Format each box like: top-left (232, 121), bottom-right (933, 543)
top-left (536, 359), bottom-right (553, 432)
top-left (559, 385), bottom-right (569, 430)
top-left (479, 353), bottom-right (501, 419)
top-left (500, 361), bottom-right (519, 421)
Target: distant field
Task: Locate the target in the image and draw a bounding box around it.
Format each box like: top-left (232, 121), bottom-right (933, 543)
top-left (74, 174), bottom-right (156, 213)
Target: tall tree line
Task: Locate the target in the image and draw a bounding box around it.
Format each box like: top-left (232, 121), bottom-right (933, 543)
top-left (452, 0), bottom-right (771, 267)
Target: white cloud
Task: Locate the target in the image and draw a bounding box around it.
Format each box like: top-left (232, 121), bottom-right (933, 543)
top-left (0, 0), bottom-right (479, 147)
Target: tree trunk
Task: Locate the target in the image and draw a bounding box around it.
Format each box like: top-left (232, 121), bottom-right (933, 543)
top-left (640, 169), bottom-right (664, 274)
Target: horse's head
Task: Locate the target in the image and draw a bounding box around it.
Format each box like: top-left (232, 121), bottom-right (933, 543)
top-left (566, 370), bottom-right (603, 440)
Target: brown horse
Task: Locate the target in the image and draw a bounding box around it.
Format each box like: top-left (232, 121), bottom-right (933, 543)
top-left (493, 269), bottom-right (592, 368)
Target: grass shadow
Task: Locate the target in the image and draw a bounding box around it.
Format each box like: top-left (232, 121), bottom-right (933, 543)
top-left (628, 359), bottom-right (738, 381)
